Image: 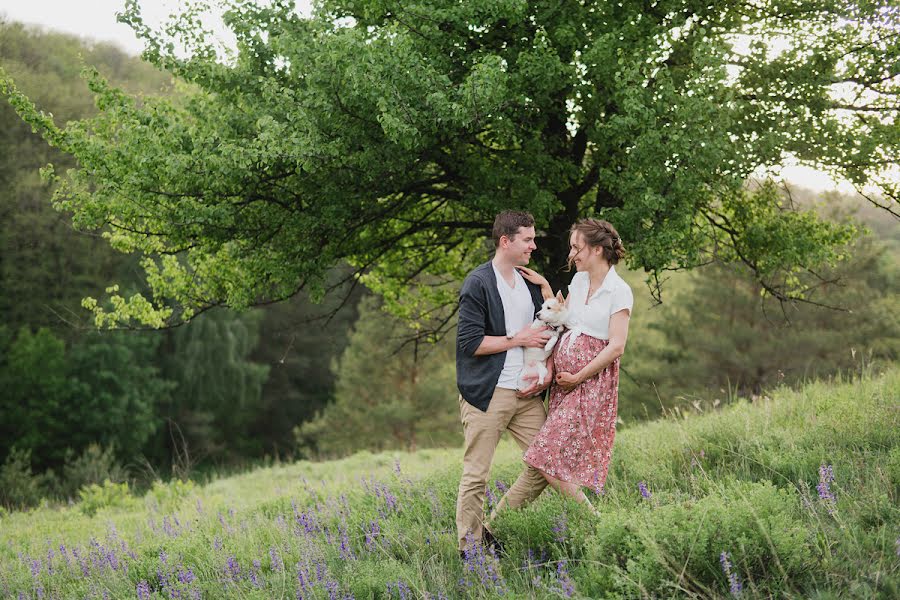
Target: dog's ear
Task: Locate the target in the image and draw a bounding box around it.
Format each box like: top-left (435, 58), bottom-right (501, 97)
top-left (555, 290), bottom-right (564, 303)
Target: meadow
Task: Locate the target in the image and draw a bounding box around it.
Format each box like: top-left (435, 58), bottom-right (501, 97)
top-left (1, 366), bottom-right (898, 599)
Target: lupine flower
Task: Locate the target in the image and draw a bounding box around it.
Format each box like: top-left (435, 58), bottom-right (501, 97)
top-left (638, 481), bottom-right (652, 499)
top-left (816, 464), bottom-right (837, 514)
top-left (249, 559), bottom-right (262, 587)
top-left (224, 555), bottom-right (241, 582)
top-left (365, 520), bottom-right (381, 551)
top-left (495, 480), bottom-right (509, 494)
top-left (552, 513), bottom-right (568, 543)
top-left (460, 533), bottom-right (507, 594)
top-left (177, 566), bottom-right (196, 584)
top-left (485, 487), bottom-right (497, 509)
top-left (339, 525), bottom-right (355, 560)
top-left (269, 547), bottom-right (284, 572)
top-left (136, 580), bottom-right (151, 600)
top-left (555, 560), bottom-right (576, 597)
top-left (719, 551), bottom-right (742, 597)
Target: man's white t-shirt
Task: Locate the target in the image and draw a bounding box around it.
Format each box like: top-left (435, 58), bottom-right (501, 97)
top-left (492, 262), bottom-right (535, 389)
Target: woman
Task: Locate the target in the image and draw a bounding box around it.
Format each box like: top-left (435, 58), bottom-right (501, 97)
top-left (517, 218), bottom-right (632, 510)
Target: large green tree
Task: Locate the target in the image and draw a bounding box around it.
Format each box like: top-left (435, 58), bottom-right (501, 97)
top-left (0, 0), bottom-right (897, 330)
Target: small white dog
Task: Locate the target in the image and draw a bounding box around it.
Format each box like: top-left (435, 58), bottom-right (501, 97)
top-left (516, 292), bottom-right (569, 391)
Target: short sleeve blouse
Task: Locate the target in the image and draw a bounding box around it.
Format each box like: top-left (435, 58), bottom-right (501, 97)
top-left (565, 266), bottom-right (633, 340)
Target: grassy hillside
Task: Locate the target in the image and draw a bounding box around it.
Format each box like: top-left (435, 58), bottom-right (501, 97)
top-left (1, 366), bottom-right (898, 599)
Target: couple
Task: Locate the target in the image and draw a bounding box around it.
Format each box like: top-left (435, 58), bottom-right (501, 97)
top-left (455, 211), bottom-right (633, 555)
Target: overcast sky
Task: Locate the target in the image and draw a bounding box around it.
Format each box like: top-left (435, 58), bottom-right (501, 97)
top-left (0, 0), bottom-right (867, 193)
top-left (0, 0), bottom-right (313, 55)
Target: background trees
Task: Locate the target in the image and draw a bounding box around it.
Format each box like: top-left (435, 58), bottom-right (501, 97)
top-left (2, 0), bottom-right (896, 331)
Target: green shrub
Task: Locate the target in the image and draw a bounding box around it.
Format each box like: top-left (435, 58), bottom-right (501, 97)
top-left (146, 478), bottom-right (196, 512)
top-left (77, 479), bottom-right (136, 516)
top-left (0, 447), bottom-right (50, 510)
top-left (60, 443), bottom-right (128, 500)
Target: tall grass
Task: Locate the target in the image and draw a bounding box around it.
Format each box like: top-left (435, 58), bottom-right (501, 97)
top-left (1, 366), bottom-right (897, 599)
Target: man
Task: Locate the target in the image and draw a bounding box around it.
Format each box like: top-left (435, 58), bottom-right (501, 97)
top-left (455, 210), bottom-right (554, 555)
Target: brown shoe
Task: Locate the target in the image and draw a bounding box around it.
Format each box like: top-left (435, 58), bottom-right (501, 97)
top-left (482, 528), bottom-right (505, 555)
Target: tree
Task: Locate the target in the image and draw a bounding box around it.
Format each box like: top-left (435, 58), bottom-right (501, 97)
top-left (154, 309), bottom-right (270, 464)
top-left (248, 265), bottom-right (366, 456)
top-left (0, 19), bottom-right (172, 334)
top-left (646, 229), bottom-right (900, 399)
top-left (295, 296), bottom-right (459, 457)
top-left (0, 1), bottom-right (896, 332)
top-left (0, 326), bottom-right (171, 470)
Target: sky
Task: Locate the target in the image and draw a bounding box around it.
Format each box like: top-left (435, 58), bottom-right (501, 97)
top-left (0, 0), bottom-right (869, 194)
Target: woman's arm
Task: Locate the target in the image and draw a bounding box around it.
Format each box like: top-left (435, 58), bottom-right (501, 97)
top-left (555, 310), bottom-right (630, 391)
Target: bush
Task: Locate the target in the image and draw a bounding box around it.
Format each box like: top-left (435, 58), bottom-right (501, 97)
top-left (60, 443), bottom-right (129, 500)
top-left (77, 479), bottom-right (136, 516)
top-left (0, 447), bottom-right (51, 510)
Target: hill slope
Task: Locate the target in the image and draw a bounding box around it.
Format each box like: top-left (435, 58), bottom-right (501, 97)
top-left (1, 366), bottom-right (898, 598)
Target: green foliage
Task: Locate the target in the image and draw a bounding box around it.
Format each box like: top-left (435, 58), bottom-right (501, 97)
top-left (295, 296), bottom-right (460, 457)
top-left (3, 0), bottom-right (896, 327)
top-left (147, 478), bottom-right (196, 512)
top-left (645, 230), bottom-right (899, 400)
top-left (0, 447), bottom-right (46, 510)
top-left (0, 326), bottom-right (171, 470)
top-left (0, 19), bottom-right (171, 334)
top-left (60, 444), bottom-right (129, 500)
top-left (247, 266), bottom-right (365, 456)
top-left (77, 479), bottom-right (136, 516)
top-left (581, 480), bottom-right (812, 597)
top-left (156, 309), bottom-right (270, 462)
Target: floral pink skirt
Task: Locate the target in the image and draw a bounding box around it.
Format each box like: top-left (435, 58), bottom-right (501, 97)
top-left (523, 332), bottom-right (619, 492)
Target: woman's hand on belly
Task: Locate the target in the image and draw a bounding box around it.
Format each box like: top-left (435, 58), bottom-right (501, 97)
top-left (555, 370), bottom-right (584, 391)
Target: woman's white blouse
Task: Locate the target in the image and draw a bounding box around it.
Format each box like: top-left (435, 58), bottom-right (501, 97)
top-left (564, 267), bottom-right (633, 344)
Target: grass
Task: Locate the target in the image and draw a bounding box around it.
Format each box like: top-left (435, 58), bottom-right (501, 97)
top-left (1, 366), bottom-right (898, 599)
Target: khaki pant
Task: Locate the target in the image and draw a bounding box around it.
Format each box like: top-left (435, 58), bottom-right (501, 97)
top-left (455, 387), bottom-right (548, 551)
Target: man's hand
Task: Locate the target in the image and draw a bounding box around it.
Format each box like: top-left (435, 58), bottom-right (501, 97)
top-left (516, 360), bottom-right (554, 398)
top-left (512, 326), bottom-right (552, 349)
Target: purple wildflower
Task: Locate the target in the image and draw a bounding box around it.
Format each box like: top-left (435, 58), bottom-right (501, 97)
top-left (249, 560), bottom-right (262, 587)
top-left (296, 561), bottom-right (312, 594)
top-left (638, 481), bottom-right (652, 499)
top-left (269, 547), bottom-right (284, 572)
top-left (224, 555), bottom-right (241, 582)
top-left (816, 464), bottom-right (837, 514)
top-left (555, 560), bottom-right (576, 597)
top-left (136, 580), bottom-right (151, 600)
top-left (552, 513), bottom-right (568, 543)
top-left (495, 480), bottom-right (509, 494)
top-left (719, 551), bottom-right (742, 597)
top-left (460, 533), bottom-right (507, 594)
top-left (177, 566), bottom-right (196, 584)
top-left (339, 524), bottom-right (355, 560)
top-left (365, 520), bottom-right (381, 552)
top-left (485, 486), bottom-right (497, 509)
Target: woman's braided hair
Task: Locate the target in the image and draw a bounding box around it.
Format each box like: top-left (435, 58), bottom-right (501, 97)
top-left (568, 218), bottom-right (626, 270)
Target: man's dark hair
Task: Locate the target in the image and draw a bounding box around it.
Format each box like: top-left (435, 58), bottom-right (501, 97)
top-left (492, 211), bottom-right (535, 247)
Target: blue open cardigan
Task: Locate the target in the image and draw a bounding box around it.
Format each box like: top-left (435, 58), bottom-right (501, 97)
top-left (455, 261), bottom-right (545, 411)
